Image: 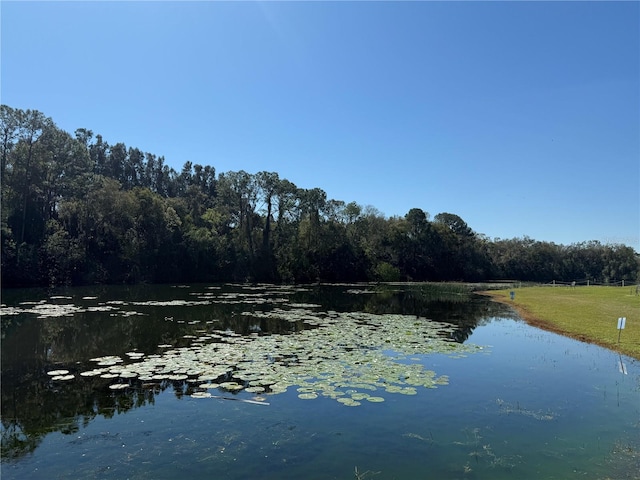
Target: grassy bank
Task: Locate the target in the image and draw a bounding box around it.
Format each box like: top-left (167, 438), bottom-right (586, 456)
top-left (482, 286), bottom-right (639, 360)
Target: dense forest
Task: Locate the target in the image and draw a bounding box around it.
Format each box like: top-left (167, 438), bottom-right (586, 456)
top-left (1, 105), bottom-right (638, 287)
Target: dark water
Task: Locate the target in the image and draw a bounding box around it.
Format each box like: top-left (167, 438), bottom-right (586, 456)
top-left (1, 283), bottom-right (638, 479)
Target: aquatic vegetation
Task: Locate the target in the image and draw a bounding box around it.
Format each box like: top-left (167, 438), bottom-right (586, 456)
top-left (0, 301), bottom-right (135, 318)
top-left (190, 391), bottom-right (212, 398)
top-left (2, 284), bottom-right (486, 408)
top-left (26, 304), bottom-right (83, 318)
top-left (298, 393), bottom-right (318, 400)
top-left (496, 398), bottom-right (555, 421)
top-left (131, 300), bottom-right (211, 307)
top-left (109, 384), bottom-right (129, 390)
top-left (0, 305), bottom-right (21, 316)
top-left (73, 305), bottom-right (485, 406)
top-left (354, 466), bottom-right (382, 480)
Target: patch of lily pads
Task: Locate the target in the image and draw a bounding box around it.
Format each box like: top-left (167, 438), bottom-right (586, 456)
top-left (10, 285), bottom-right (484, 405)
top-left (0, 301), bottom-right (138, 319)
top-left (75, 306), bottom-right (484, 406)
top-left (0, 285), bottom-right (308, 319)
top-left (10, 303), bottom-right (84, 319)
top-left (47, 369), bottom-right (75, 381)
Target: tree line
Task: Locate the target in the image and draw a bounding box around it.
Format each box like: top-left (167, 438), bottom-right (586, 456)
top-left (1, 105), bottom-right (638, 287)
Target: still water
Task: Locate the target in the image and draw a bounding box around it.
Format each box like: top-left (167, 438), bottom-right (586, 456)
top-left (1, 283), bottom-right (638, 479)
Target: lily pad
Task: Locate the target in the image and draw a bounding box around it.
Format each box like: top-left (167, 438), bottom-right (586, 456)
top-left (298, 392), bottom-right (318, 400)
top-left (219, 381), bottom-right (244, 391)
top-left (199, 383), bottom-right (220, 389)
top-left (190, 391), bottom-right (212, 398)
top-left (350, 393), bottom-right (370, 401)
top-left (109, 384), bottom-right (128, 390)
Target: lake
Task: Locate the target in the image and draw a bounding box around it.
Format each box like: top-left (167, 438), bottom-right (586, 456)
top-left (1, 283), bottom-right (638, 479)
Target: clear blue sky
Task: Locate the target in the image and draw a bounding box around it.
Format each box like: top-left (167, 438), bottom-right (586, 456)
top-left (2, 1), bottom-right (638, 250)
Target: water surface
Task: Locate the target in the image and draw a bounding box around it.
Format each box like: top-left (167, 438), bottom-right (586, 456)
top-left (1, 283), bottom-right (638, 479)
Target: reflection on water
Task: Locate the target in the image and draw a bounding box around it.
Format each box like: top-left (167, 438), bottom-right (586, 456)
top-left (1, 283), bottom-right (638, 479)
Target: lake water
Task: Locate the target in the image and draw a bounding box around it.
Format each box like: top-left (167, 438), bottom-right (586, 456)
top-left (1, 283), bottom-right (638, 479)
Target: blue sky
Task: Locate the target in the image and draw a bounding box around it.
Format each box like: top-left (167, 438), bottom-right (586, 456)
top-left (2, 1), bottom-right (638, 250)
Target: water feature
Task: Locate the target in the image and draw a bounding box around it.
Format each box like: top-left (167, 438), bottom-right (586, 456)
top-left (1, 283), bottom-right (638, 479)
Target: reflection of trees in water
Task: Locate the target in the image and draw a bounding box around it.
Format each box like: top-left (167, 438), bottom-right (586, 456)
top-left (1, 283), bottom-right (512, 462)
top-left (354, 285), bottom-right (515, 344)
top-left (1, 371), bottom-right (190, 461)
top-left (0, 316), bottom-right (301, 460)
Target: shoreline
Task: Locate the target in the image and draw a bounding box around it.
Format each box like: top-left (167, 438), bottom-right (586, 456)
top-left (479, 290), bottom-right (640, 361)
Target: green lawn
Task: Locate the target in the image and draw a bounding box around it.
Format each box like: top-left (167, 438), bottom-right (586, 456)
top-left (483, 286), bottom-right (640, 360)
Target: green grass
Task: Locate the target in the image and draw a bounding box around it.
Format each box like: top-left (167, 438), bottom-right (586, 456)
top-left (482, 286), bottom-right (640, 360)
